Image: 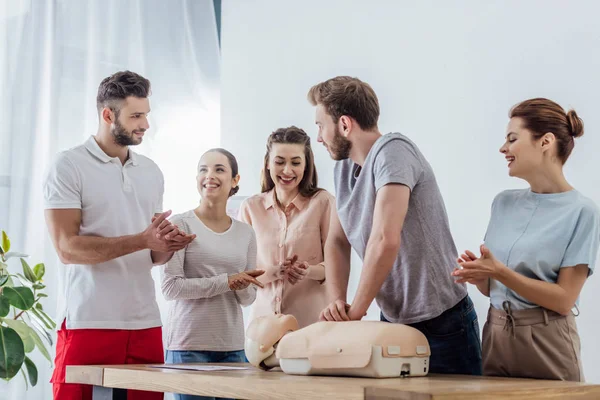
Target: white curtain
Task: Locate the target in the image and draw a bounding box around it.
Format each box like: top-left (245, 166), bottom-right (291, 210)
top-left (0, 0), bottom-right (221, 398)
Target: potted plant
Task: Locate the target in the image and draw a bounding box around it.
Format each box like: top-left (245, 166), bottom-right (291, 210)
top-left (0, 230), bottom-right (55, 388)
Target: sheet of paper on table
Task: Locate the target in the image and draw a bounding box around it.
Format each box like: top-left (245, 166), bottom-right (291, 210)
top-left (150, 365), bottom-right (250, 372)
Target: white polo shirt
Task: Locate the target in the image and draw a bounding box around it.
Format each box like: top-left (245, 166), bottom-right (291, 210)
top-left (43, 136), bottom-right (164, 330)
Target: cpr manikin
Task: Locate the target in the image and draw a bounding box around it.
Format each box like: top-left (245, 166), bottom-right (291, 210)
top-left (245, 314), bottom-right (431, 378)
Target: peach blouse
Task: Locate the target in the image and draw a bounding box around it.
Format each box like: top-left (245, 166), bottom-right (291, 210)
top-left (238, 189), bottom-right (335, 328)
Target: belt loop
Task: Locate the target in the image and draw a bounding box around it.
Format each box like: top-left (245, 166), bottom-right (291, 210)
top-left (502, 301), bottom-right (516, 338)
top-left (572, 304), bottom-right (580, 317)
top-left (543, 309), bottom-right (549, 326)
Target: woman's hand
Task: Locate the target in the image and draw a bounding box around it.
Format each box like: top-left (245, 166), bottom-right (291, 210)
top-left (265, 255), bottom-right (299, 280)
top-left (452, 245), bottom-right (505, 282)
top-left (453, 249), bottom-right (487, 285)
top-left (285, 261), bottom-right (308, 285)
top-left (228, 270), bottom-right (265, 290)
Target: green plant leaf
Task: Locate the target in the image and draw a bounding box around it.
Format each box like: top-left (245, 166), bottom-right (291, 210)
top-left (0, 325), bottom-right (25, 380)
top-left (19, 332), bottom-right (35, 354)
top-left (0, 262), bottom-right (7, 272)
top-left (0, 231), bottom-right (9, 254)
top-left (20, 259), bottom-right (37, 283)
top-left (27, 328), bottom-right (51, 363)
top-left (30, 308), bottom-right (53, 330)
top-left (23, 356), bottom-right (37, 386)
top-left (38, 309), bottom-right (56, 329)
top-left (29, 320), bottom-right (52, 347)
top-left (2, 319), bottom-right (29, 338)
top-left (36, 293), bottom-right (48, 298)
top-left (22, 334), bottom-right (35, 353)
top-left (14, 274), bottom-right (32, 287)
top-left (0, 273), bottom-right (9, 287)
top-left (3, 287), bottom-right (35, 310)
top-left (3, 276), bottom-right (14, 288)
top-left (32, 283), bottom-right (46, 290)
top-left (4, 252), bottom-right (28, 260)
top-left (35, 303), bottom-right (43, 310)
top-left (33, 264), bottom-right (45, 280)
top-left (29, 308), bottom-right (52, 330)
top-left (0, 296), bottom-right (10, 318)
top-left (1, 320), bottom-right (34, 353)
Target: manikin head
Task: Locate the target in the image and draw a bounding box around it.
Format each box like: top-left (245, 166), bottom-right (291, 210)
top-left (245, 314), bottom-right (299, 370)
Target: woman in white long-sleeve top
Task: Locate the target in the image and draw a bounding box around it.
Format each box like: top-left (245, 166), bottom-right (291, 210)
top-left (161, 148), bottom-right (264, 400)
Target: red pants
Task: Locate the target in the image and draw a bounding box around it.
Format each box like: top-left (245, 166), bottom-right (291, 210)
top-left (52, 321), bottom-right (164, 400)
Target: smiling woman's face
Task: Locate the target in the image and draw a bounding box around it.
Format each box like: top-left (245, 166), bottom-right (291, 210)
top-left (267, 143), bottom-right (306, 194)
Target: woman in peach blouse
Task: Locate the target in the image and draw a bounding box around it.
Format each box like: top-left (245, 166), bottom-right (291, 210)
top-left (238, 126), bottom-right (335, 328)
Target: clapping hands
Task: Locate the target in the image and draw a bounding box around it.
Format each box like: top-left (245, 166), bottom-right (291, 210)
top-left (144, 210), bottom-right (196, 252)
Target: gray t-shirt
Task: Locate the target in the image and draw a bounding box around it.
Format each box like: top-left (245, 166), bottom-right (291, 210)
top-left (334, 132), bottom-right (466, 324)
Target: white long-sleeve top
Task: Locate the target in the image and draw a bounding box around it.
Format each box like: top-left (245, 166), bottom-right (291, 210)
top-left (161, 210), bottom-right (257, 351)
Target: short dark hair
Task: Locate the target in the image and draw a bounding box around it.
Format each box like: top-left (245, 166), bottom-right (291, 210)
top-left (261, 126), bottom-right (322, 198)
top-left (307, 76), bottom-right (380, 130)
top-left (96, 70), bottom-right (151, 114)
top-left (201, 148), bottom-right (240, 197)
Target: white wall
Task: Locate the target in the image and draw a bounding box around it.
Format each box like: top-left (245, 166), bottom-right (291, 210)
top-left (221, 0), bottom-right (600, 381)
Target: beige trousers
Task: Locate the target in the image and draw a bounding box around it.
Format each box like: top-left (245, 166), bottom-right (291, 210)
top-left (482, 303), bottom-right (584, 382)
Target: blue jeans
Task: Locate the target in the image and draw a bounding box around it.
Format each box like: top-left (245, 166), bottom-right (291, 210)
top-left (381, 295), bottom-right (482, 375)
top-left (165, 349), bottom-right (246, 400)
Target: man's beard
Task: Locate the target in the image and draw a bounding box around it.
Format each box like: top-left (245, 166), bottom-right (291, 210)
top-left (111, 118), bottom-right (144, 146)
top-left (329, 128), bottom-right (352, 161)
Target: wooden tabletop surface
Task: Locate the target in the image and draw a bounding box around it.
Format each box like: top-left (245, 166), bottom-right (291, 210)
top-left (66, 363), bottom-right (600, 400)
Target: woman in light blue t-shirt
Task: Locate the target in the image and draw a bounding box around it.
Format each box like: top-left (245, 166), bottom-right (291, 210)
top-left (452, 98), bottom-right (600, 382)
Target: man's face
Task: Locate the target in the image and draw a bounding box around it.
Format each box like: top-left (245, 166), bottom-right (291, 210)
top-left (110, 96), bottom-right (150, 146)
top-left (314, 103), bottom-right (351, 161)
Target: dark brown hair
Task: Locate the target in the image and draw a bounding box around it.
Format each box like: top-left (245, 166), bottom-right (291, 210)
top-left (307, 76), bottom-right (380, 130)
top-left (201, 148), bottom-right (240, 196)
top-left (261, 126), bottom-right (322, 198)
top-left (96, 71), bottom-right (151, 115)
top-left (510, 98), bottom-right (584, 164)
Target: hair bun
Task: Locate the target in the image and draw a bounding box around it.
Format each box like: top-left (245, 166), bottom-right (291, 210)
top-left (566, 109), bottom-right (584, 138)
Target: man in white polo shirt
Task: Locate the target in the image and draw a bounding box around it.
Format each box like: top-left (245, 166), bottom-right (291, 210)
top-left (44, 71), bottom-right (194, 400)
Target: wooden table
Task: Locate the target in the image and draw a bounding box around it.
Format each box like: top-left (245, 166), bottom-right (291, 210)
top-left (66, 363), bottom-right (600, 399)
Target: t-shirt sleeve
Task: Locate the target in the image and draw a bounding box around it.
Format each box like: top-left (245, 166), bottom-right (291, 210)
top-left (483, 193), bottom-right (502, 242)
top-left (320, 192), bottom-right (335, 250)
top-left (234, 228), bottom-right (258, 306)
top-left (373, 139), bottom-right (423, 192)
top-left (333, 161), bottom-right (343, 193)
top-left (43, 153), bottom-right (82, 209)
top-left (561, 203), bottom-right (600, 275)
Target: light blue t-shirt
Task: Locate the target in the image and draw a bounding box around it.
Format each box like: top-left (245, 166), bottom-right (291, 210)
top-left (484, 188), bottom-right (600, 310)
